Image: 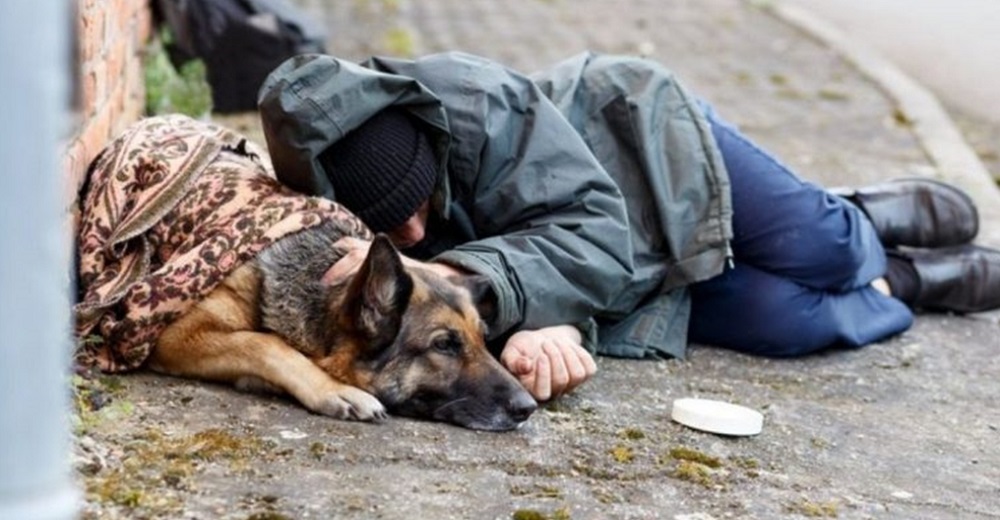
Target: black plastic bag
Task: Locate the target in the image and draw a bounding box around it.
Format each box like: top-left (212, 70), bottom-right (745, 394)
top-left (156, 0), bottom-right (327, 113)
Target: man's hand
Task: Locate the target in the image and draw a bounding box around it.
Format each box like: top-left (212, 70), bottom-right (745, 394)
top-left (500, 325), bottom-right (597, 402)
top-left (322, 236), bottom-right (464, 285)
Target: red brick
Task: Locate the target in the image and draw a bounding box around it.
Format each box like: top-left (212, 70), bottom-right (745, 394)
top-left (65, 0), bottom-right (152, 221)
top-left (123, 56), bottom-right (146, 120)
top-left (80, 9), bottom-right (104, 63)
top-left (113, 2), bottom-right (128, 32)
top-left (105, 41), bottom-right (126, 95)
top-left (89, 59), bottom-right (108, 110)
top-left (126, 91), bottom-right (145, 122)
top-left (102, 10), bottom-right (119, 53)
top-left (76, 15), bottom-right (91, 63)
top-left (112, 0), bottom-right (128, 34)
top-left (106, 83), bottom-right (121, 135)
top-left (107, 81), bottom-right (132, 137)
top-left (77, 14), bottom-right (94, 64)
top-left (80, 106), bottom-right (113, 171)
top-left (80, 68), bottom-right (98, 117)
top-left (135, 5), bottom-right (153, 44)
top-left (111, 0), bottom-right (126, 19)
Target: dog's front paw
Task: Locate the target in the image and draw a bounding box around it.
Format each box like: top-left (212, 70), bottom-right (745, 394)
top-left (313, 386), bottom-right (387, 422)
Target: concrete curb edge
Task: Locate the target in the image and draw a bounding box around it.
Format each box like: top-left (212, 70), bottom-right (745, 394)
top-left (763, 0), bottom-right (1000, 245)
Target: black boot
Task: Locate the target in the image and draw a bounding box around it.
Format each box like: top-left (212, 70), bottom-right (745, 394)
top-left (886, 245), bottom-right (1000, 314)
top-left (832, 178), bottom-right (979, 248)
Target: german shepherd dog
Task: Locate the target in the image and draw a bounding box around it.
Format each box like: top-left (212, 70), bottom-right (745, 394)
top-left (148, 221), bottom-right (537, 431)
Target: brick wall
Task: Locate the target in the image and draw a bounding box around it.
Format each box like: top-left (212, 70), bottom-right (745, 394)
top-left (64, 0), bottom-right (153, 211)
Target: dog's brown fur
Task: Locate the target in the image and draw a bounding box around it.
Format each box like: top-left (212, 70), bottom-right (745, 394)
top-left (149, 222), bottom-right (536, 431)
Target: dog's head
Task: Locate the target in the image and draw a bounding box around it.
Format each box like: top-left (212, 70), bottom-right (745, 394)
top-left (320, 235), bottom-right (537, 431)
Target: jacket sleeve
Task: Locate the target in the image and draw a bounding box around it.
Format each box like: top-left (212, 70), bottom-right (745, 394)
top-left (384, 53), bottom-right (634, 337)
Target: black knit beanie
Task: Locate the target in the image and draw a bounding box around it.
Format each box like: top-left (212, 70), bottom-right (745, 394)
top-left (319, 108), bottom-right (437, 232)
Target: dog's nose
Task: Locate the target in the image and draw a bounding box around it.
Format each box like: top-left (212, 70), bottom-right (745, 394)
top-left (507, 392), bottom-right (537, 423)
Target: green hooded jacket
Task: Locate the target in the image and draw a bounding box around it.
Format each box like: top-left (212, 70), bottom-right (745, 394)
top-left (258, 51), bottom-right (732, 359)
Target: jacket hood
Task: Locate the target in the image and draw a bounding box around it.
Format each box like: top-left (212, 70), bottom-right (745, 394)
top-left (258, 54), bottom-right (453, 208)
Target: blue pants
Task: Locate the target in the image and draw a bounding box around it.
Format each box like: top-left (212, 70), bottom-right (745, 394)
top-left (688, 105), bottom-right (913, 356)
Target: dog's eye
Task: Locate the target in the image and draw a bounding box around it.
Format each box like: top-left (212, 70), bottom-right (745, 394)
top-left (432, 331), bottom-right (462, 356)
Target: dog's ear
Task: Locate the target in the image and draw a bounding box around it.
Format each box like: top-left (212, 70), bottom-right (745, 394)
top-left (344, 234), bottom-right (414, 349)
top-left (449, 273), bottom-right (497, 327)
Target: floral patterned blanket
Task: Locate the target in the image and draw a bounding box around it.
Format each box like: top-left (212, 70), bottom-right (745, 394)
top-left (74, 115), bottom-right (370, 372)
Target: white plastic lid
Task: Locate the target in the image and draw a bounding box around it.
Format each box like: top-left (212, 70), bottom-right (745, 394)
top-left (671, 398), bottom-right (764, 436)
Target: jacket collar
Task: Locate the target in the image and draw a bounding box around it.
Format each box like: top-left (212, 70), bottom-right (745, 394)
top-left (258, 53), bottom-right (456, 219)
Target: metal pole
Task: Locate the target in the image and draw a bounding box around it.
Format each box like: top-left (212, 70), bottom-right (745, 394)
top-left (0, 0), bottom-right (80, 518)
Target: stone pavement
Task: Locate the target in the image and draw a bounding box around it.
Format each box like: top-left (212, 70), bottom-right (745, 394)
top-left (75, 1), bottom-right (1000, 519)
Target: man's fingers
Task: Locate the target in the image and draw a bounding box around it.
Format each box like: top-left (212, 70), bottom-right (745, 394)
top-left (541, 341), bottom-right (570, 398)
top-left (556, 339), bottom-right (588, 387)
top-left (323, 237), bottom-right (375, 285)
top-left (550, 340), bottom-right (596, 395)
top-left (532, 353), bottom-right (552, 401)
top-left (321, 253), bottom-right (364, 285)
top-left (575, 344), bottom-right (598, 377)
top-left (500, 342), bottom-right (533, 374)
top-left (506, 354), bottom-right (537, 394)
top-left (511, 356), bottom-right (534, 376)
top-left (332, 237), bottom-right (367, 258)
top-left (500, 328), bottom-right (595, 401)
top-left (333, 236), bottom-right (367, 248)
